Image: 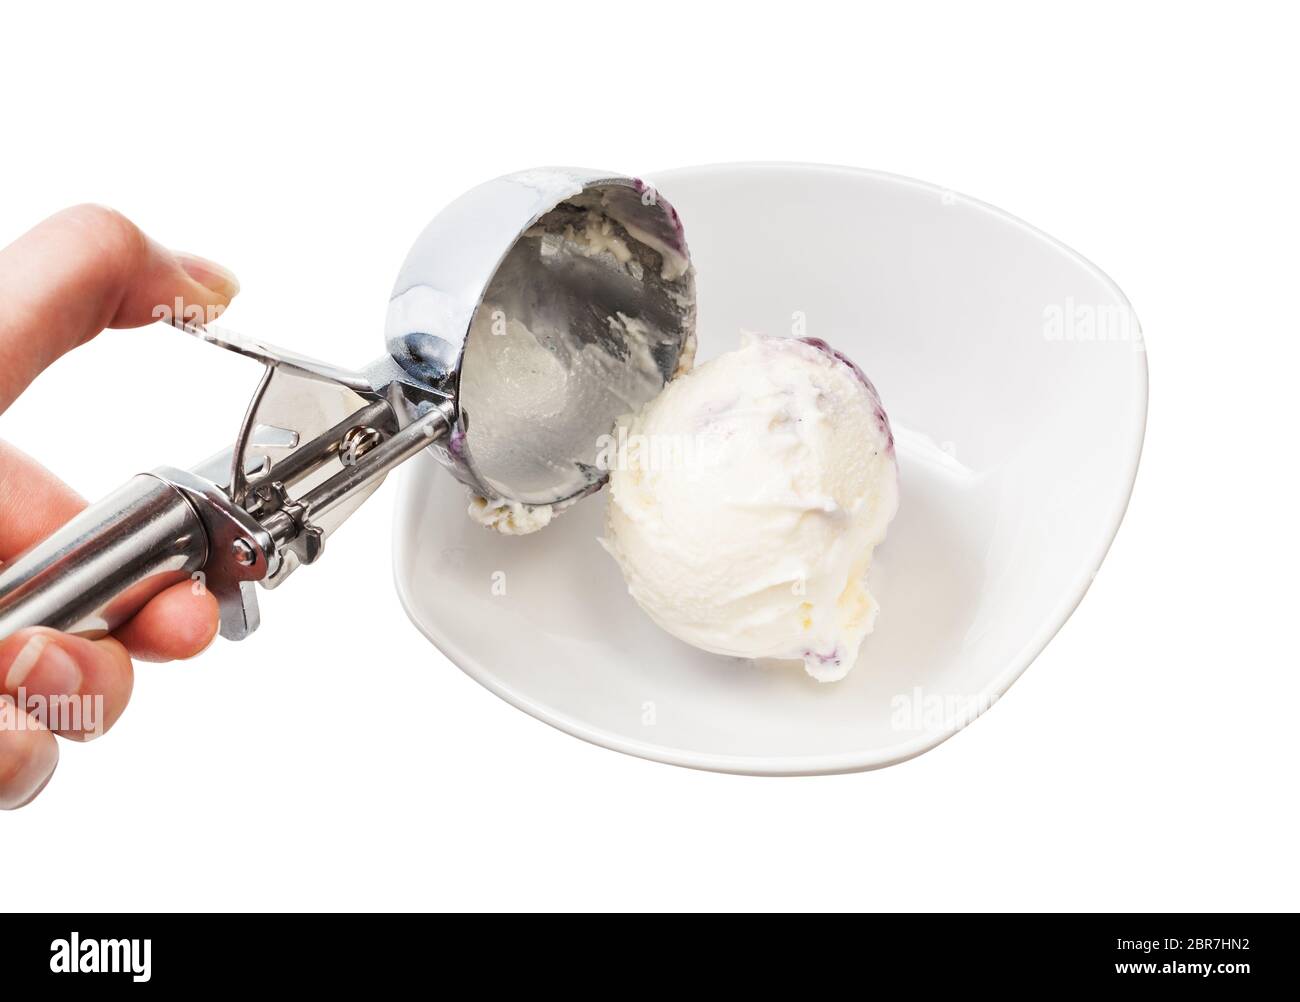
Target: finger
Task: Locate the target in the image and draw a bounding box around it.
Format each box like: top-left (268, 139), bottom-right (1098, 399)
top-left (0, 627), bottom-right (133, 741)
top-left (0, 694), bottom-right (59, 809)
top-left (114, 579), bottom-right (220, 663)
top-left (0, 439), bottom-right (85, 561)
top-left (0, 203), bottom-right (239, 414)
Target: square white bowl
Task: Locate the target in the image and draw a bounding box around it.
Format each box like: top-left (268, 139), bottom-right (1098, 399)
top-left (392, 163), bottom-right (1147, 775)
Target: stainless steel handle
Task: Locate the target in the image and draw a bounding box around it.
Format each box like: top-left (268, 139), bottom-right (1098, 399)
top-left (0, 474), bottom-right (209, 640)
top-left (0, 405), bottom-right (452, 644)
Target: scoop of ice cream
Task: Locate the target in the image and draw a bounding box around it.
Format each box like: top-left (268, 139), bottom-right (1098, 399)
top-left (600, 334), bottom-right (898, 681)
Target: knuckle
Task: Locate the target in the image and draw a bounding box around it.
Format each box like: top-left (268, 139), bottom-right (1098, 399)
top-left (60, 203), bottom-right (148, 261)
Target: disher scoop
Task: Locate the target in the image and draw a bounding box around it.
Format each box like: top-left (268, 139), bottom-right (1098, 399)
top-left (0, 168), bottom-right (696, 642)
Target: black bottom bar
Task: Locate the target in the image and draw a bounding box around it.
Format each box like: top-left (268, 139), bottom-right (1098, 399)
top-left (1, 912), bottom-right (1292, 990)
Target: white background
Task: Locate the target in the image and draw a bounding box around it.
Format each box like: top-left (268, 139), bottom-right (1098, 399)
top-left (2, 1), bottom-right (1296, 911)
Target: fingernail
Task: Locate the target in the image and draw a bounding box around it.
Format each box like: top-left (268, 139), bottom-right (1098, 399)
top-left (5, 634), bottom-right (82, 696)
top-left (176, 252), bottom-right (240, 299)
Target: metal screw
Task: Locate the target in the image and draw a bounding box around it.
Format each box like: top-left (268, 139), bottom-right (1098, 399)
top-left (339, 425), bottom-right (383, 467)
top-left (232, 539), bottom-right (257, 566)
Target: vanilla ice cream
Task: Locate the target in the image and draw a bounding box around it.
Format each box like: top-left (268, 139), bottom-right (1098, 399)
top-left (600, 334), bottom-right (898, 681)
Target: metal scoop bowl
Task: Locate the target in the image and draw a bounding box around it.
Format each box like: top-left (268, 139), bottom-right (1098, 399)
top-left (0, 168), bottom-right (696, 643)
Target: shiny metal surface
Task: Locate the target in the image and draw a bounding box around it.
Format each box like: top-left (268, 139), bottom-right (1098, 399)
top-left (0, 476), bottom-right (207, 638)
top-left (152, 467), bottom-right (279, 640)
top-left (386, 168), bottom-right (696, 505)
top-left (262, 403), bottom-right (454, 552)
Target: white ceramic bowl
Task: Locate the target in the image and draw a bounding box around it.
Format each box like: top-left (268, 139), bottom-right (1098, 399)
top-left (392, 163), bottom-right (1147, 775)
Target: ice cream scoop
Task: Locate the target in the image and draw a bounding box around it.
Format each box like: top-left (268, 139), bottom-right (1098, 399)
top-left (0, 167), bottom-right (695, 642)
top-left (600, 334), bottom-right (898, 681)
top-left (392, 176), bottom-right (696, 532)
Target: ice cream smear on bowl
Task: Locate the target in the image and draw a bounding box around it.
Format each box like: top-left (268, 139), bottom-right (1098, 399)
top-left (599, 334), bottom-right (899, 682)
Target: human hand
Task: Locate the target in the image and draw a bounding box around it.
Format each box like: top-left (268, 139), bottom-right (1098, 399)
top-left (0, 205), bottom-right (239, 808)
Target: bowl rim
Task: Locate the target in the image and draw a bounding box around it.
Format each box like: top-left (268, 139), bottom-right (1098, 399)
top-left (391, 160), bottom-right (1149, 776)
